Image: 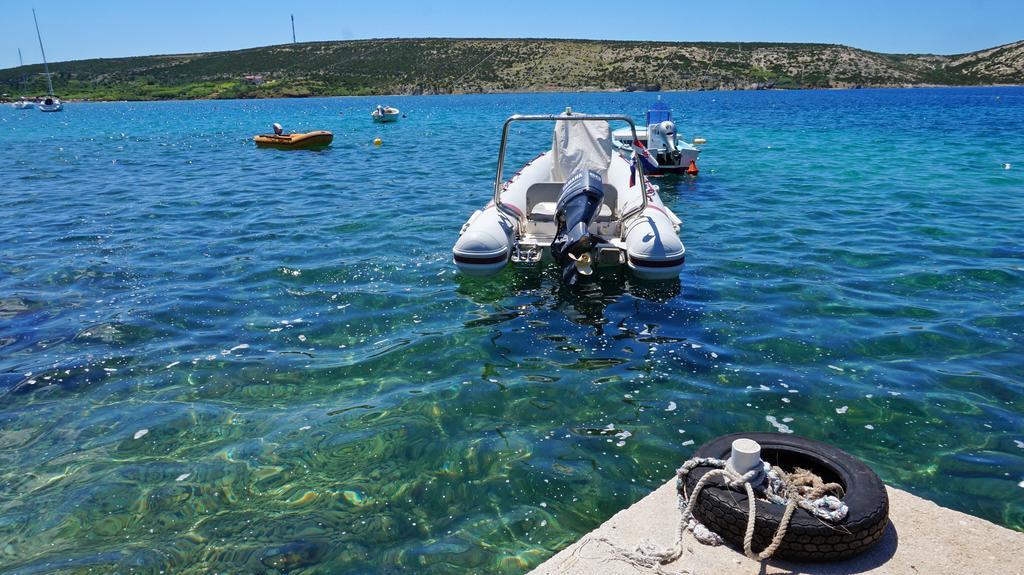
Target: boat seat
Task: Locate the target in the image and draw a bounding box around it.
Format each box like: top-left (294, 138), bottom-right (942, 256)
top-left (525, 181), bottom-right (619, 222)
top-left (530, 202), bottom-right (614, 222)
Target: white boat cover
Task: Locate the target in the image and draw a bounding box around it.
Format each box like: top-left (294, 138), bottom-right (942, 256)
top-left (550, 115), bottom-right (612, 182)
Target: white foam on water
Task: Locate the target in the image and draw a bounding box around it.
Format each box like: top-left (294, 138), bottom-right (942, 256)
top-left (682, 439), bottom-right (695, 446)
top-left (765, 415), bottom-right (793, 434)
top-left (865, 424), bottom-right (875, 430)
top-left (666, 401), bottom-right (677, 412)
top-left (176, 473), bottom-right (190, 482)
top-left (165, 361), bottom-right (180, 369)
top-left (827, 365), bottom-right (844, 372)
top-left (836, 406), bottom-right (849, 414)
top-left (133, 429), bottom-right (149, 440)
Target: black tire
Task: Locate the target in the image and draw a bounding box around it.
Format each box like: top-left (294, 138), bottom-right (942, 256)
top-left (681, 433), bottom-right (888, 561)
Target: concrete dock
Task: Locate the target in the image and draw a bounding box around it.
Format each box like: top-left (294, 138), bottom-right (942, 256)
top-left (529, 480), bottom-right (1023, 575)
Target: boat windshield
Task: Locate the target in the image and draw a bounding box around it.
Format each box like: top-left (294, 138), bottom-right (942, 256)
top-left (645, 101), bottom-right (672, 126)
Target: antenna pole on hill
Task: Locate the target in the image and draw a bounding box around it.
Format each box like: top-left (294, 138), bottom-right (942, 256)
top-left (291, 14), bottom-right (296, 43)
top-left (18, 47), bottom-right (23, 67)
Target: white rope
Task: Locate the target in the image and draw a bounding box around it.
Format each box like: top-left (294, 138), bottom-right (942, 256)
top-left (572, 456), bottom-right (848, 571)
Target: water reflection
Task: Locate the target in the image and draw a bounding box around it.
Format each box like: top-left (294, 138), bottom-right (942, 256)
top-left (457, 264), bottom-right (682, 334)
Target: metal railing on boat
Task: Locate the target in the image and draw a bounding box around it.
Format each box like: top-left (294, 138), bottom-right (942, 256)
top-left (492, 112), bottom-right (650, 233)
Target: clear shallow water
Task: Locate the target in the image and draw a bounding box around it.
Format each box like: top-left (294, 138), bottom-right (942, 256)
top-left (1, 88), bottom-right (1022, 574)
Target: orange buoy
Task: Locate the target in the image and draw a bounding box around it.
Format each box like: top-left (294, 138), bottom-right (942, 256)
top-left (686, 160), bottom-right (699, 176)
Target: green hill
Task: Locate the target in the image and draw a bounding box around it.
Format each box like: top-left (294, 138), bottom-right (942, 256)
top-left (2, 37), bottom-right (1022, 101)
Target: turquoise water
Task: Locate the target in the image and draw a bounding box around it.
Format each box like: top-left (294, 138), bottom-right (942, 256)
top-left (1, 88), bottom-right (1022, 573)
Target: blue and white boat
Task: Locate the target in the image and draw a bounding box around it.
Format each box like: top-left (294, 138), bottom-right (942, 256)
top-left (612, 98), bottom-right (700, 175)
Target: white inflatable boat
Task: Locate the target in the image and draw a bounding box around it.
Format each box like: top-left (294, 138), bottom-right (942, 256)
top-left (452, 109), bottom-right (685, 283)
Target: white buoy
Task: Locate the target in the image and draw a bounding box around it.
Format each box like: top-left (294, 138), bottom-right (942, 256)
top-left (693, 137), bottom-right (707, 145)
top-left (1004, 163), bottom-right (1012, 170)
top-left (726, 438), bottom-right (762, 475)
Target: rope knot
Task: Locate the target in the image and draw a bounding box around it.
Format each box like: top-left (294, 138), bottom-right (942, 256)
top-left (677, 456), bottom-right (851, 561)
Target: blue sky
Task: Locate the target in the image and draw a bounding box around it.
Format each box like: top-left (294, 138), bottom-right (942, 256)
top-left (2, 0), bottom-right (1022, 70)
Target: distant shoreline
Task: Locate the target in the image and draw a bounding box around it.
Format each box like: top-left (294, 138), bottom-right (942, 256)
top-left (5, 83), bottom-right (1021, 105)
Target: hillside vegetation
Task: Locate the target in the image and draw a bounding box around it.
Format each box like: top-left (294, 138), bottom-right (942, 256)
top-left (2, 38), bottom-right (1022, 100)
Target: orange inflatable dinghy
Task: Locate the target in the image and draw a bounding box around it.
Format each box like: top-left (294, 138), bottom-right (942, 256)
top-left (254, 130), bottom-right (333, 150)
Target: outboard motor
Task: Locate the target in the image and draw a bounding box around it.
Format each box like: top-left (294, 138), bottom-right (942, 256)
top-left (650, 120), bottom-right (681, 166)
top-left (551, 169), bottom-right (605, 285)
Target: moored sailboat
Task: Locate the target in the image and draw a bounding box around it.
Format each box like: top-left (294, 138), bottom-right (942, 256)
top-left (32, 9), bottom-right (63, 113)
top-left (11, 49), bottom-right (36, 110)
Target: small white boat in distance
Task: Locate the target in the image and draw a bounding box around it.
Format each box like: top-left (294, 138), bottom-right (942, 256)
top-left (11, 97), bottom-right (35, 110)
top-left (371, 105), bottom-right (400, 122)
top-left (612, 98), bottom-right (699, 175)
top-left (453, 109), bottom-right (685, 283)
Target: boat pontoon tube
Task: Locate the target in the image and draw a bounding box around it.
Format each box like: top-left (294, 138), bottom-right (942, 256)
top-left (452, 208), bottom-right (515, 276)
top-left (625, 207), bottom-right (686, 280)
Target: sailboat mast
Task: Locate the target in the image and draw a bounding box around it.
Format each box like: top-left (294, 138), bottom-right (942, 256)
top-left (18, 48), bottom-right (26, 93)
top-left (32, 8), bottom-right (54, 96)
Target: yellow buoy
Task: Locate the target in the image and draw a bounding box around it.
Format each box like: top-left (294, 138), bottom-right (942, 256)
top-left (373, 137), bottom-right (382, 146)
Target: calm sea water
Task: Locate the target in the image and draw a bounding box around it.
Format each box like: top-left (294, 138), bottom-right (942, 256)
top-left (1, 88), bottom-right (1022, 574)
